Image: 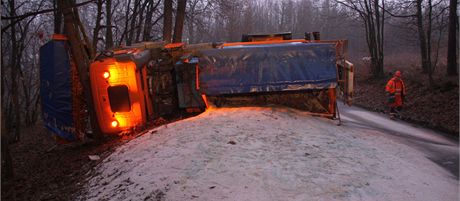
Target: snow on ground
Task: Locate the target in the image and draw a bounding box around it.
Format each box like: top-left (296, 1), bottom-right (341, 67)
top-left (82, 106), bottom-right (459, 201)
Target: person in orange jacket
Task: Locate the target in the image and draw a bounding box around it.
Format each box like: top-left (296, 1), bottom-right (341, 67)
top-left (385, 70), bottom-right (406, 119)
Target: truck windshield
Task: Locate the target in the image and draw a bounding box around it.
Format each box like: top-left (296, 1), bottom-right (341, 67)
top-left (107, 85), bottom-right (131, 112)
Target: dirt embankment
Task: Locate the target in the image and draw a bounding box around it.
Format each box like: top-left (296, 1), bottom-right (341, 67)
top-left (0, 114), bottom-right (186, 201)
top-left (353, 61), bottom-right (459, 136)
top-left (0, 125), bottom-right (124, 201)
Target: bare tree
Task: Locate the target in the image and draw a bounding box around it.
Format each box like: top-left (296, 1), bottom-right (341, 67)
top-left (57, 0), bottom-right (103, 139)
top-left (383, 0), bottom-right (449, 82)
top-left (173, 0), bottom-right (187, 43)
top-left (135, 0), bottom-right (150, 42)
top-left (415, 0), bottom-right (440, 85)
top-left (1, 0), bottom-right (19, 180)
top-left (8, 0), bottom-right (22, 142)
top-left (126, 0), bottom-right (141, 45)
top-left (119, 0), bottom-right (132, 45)
top-left (1, 0), bottom-right (94, 33)
top-left (92, 0), bottom-right (103, 54)
top-left (143, 0), bottom-right (162, 41)
top-left (336, 0), bottom-right (385, 78)
top-left (1, 0), bottom-right (43, 180)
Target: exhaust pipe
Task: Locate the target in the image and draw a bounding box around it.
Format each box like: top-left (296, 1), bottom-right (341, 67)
top-left (313, 32), bottom-right (320, 40)
top-left (304, 32), bottom-right (312, 41)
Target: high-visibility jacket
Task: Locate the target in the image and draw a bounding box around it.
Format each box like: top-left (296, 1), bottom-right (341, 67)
top-left (385, 77), bottom-right (406, 107)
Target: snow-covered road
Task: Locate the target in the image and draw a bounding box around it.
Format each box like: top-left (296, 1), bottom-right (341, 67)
top-left (82, 105), bottom-right (459, 201)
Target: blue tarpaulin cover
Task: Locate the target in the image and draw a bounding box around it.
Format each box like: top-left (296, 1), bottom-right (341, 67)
top-left (198, 42), bottom-right (337, 96)
top-left (40, 40), bottom-right (76, 141)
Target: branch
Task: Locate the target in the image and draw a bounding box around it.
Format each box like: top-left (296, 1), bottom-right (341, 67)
top-left (334, 0), bottom-right (366, 16)
top-left (1, 0), bottom-right (94, 20)
top-left (378, 4), bottom-right (416, 18)
top-left (1, 0), bottom-right (95, 33)
top-left (151, 14), bottom-right (164, 26)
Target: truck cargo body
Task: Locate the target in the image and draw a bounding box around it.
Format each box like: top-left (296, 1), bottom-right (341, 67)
top-left (175, 40), bottom-right (351, 117)
top-left (197, 42), bottom-right (338, 95)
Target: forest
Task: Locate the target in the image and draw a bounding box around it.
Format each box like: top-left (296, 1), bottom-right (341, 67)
top-left (1, 0), bottom-right (458, 200)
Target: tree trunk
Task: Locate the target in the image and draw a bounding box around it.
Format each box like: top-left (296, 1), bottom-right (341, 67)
top-left (2, 0), bottom-right (16, 180)
top-left (53, 0), bottom-right (62, 34)
top-left (358, 0), bottom-right (385, 78)
top-left (31, 92), bottom-right (40, 124)
top-left (19, 67), bottom-right (31, 126)
top-left (142, 0), bottom-right (162, 41)
top-left (187, 14), bottom-right (195, 44)
top-left (119, 0), bottom-right (132, 46)
top-left (187, 0), bottom-right (200, 44)
top-left (163, 0), bottom-right (173, 43)
top-left (9, 0), bottom-right (21, 142)
top-left (173, 0), bottom-right (187, 43)
top-left (105, 0), bottom-right (114, 49)
top-left (73, 6), bottom-right (95, 57)
top-left (143, 0), bottom-right (155, 41)
top-left (427, 0), bottom-right (433, 85)
top-left (416, 0), bottom-right (430, 75)
top-left (416, 0), bottom-right (434, 85)
top-left (92, 0), bottom-right (103, 54)
top-left (376, 0), bottom-right (385, 77)
top-left (127, 0), bottom-right (140, 46)
top-left (1, 110), bottom-right (13, 180)
top-left (135, 0), bottom-right (150, 42)
top-left (58, 0), bottom-right (103, 140)
top-left (447, 0), bottom-right (458, 76)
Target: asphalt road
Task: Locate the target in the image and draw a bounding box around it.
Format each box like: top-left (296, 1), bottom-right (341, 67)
top-left (338, 103), bottom-right (459, 179)
top-left (84, 105), bottom-right (459, 200)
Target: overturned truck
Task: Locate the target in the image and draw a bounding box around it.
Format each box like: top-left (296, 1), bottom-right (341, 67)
top-left (39, 32), bottom-right (353, 140)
